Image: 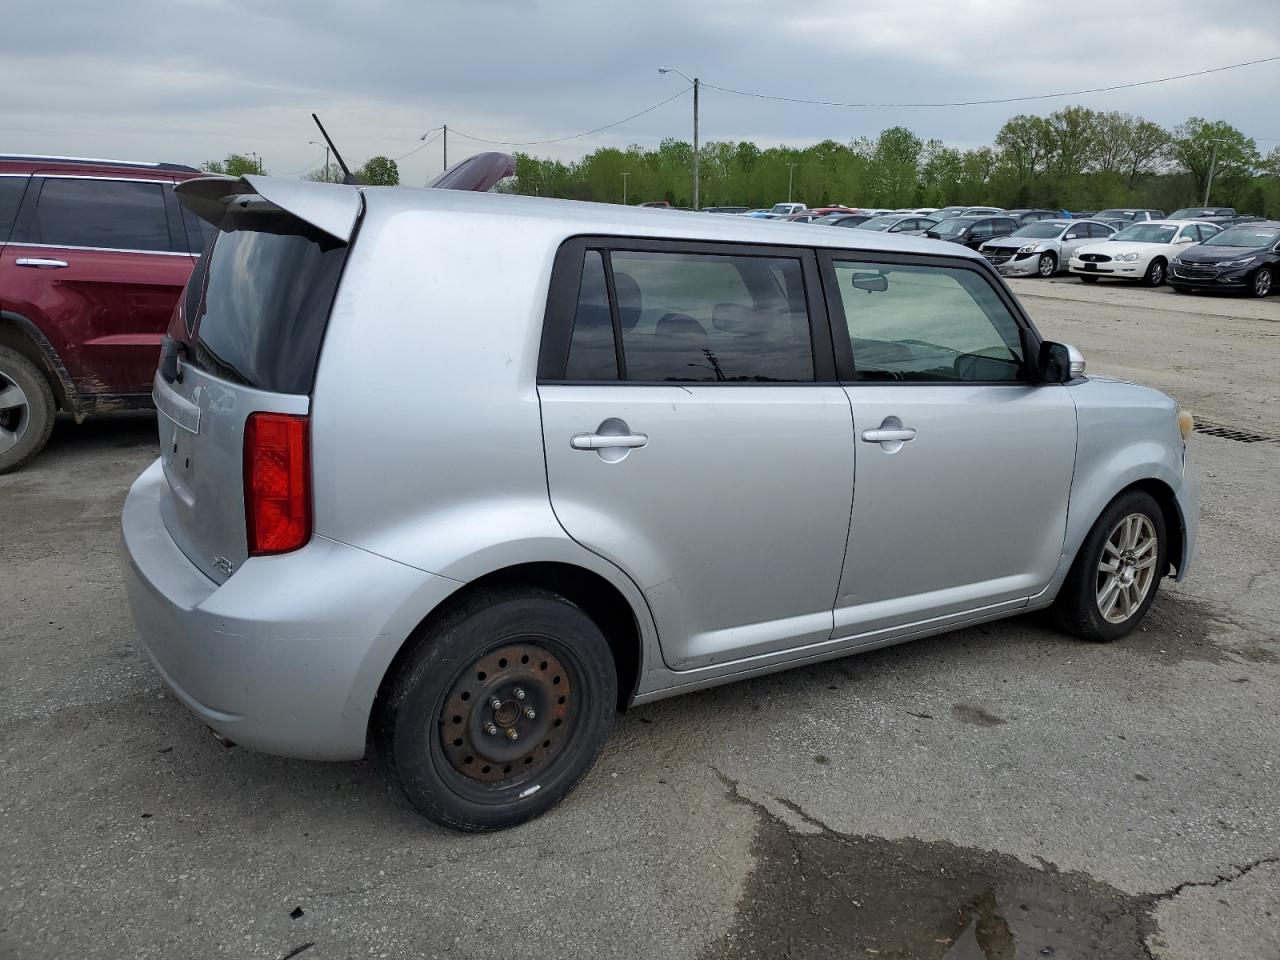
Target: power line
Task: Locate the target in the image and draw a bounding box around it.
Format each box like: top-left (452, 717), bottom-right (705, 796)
top-left (701, 54), bottom-right (1280, 109)
top-left (277, 150), bottom-right (326, 177)
top-left (445, 86), bottom-right (691, 146)
top-left (396, 129), bottom-right (442, 161)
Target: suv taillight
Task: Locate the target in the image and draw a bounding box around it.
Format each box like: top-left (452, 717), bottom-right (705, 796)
top-left (243, 412), bottom-right (311, 556)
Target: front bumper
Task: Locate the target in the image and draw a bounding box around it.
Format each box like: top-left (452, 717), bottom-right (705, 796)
top-left (1168, 262), bottom-right (1255, 289)
top-left (120, 459), bottom-right (460, 760)
top-left (995, 254), bottom-right (1042, 277)
top-left (1069, 258), bottom-right (1144, 279)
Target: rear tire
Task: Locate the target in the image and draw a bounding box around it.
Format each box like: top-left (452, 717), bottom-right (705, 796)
top-left (0, 345), bottom-right (56, 475)
top-left (1052, 490), bottom-right (1167, 643)
top-left (1248, 266), bottom-right (1273, 298)
top-left (376, 587), bottom-right (617, 831)
top-left (1037, 252), bottom-right (1058, 278)
top-left (1143, 258), bottom-right (1166, 287)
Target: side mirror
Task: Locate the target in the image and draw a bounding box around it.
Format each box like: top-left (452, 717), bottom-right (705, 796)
top-left (1038, 341), bottom-right (1085, 383)
top-left (1176, 236), bottom-right (1196, 244)
top-left (850, 271), bottom-right (888, 293)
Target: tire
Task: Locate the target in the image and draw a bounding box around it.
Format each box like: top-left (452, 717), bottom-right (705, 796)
top-left (1037, 252), bottom-right (1058, 278)
top-left (1052, 490), bottom-right (1167, 643)
top-left (1247, 266), bottom-right (1273, 298)
top-left (1079, 275), bottom-right (1099, 284)
top-left (1143, 258), bottom-right (1166, 287)
top-left (376, 587), bottom-right (618, 831)
top-left (0, 345), bottom-right (56, 475)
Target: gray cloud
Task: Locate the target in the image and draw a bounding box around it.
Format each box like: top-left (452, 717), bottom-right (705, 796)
top-left (4, 0), bottom-right (1278, 184)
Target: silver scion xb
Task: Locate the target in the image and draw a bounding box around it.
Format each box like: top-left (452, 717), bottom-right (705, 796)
top-left (121, 166), bottom-right (1198, 831)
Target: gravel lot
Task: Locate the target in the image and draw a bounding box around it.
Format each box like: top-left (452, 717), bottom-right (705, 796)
top-left (3, 279), bottom-right (1279, 960)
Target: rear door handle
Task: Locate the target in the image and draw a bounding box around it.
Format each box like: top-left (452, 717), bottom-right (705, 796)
top-left (15, 258), bottom-right (69, 268)
top-left (861, 428), bottom-right (916, 443)
top-left (571, 433), bottom-right (648, 450)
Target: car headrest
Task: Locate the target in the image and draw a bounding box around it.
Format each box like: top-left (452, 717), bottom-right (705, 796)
top-left (613, 272), bottom-right (642, 331)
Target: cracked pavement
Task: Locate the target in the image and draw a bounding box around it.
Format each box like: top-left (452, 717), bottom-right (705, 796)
top-left (2, 280), bottom-right (1279, 958)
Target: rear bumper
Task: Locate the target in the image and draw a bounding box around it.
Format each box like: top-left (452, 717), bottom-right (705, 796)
top-left (120, 459), bottom-right (461, 760)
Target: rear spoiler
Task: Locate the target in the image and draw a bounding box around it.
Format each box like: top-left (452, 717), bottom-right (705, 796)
top-left (174, 151), bottom-right (516, 244)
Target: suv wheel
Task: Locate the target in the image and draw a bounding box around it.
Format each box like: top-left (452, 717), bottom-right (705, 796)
top-left (0, 346), bottom-right (56, 474)
top-left (1037, 252), bottom-right (1058, 278)
top-left (1143, 258), bottom-right (1166, 287)
top-left (377, 587), bottom-right (617, 831)
top-left (1053, 490), bottom-right (1167, 642)
top-left (1248, 266), bottom-right (1273, 298)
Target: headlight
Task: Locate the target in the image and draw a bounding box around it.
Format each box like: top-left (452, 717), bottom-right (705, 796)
top-left (1217, 256), bottom-right (1256, 267)
top-left (1172, 257), bottom-right (1184, 265)
top-left (1177, 408), bottom-right (1194, 441)
top-left (1018, 244), bottom-right (1039, 254)
top-left (1116, 252), bottom-right (1140, 262)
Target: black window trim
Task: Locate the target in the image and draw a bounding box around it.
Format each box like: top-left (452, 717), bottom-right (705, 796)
top-left (0, 173), bottom-right (32, 245)
top-left (538, 234), bottom-right (838, 385)
top-left (9, 174), bottom-right (183, 255)
top-left (817, 247), bottom-right (1045, 387)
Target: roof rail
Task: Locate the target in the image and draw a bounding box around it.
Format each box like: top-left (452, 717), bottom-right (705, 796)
top-left (0, 154), bottom-right (200, 173)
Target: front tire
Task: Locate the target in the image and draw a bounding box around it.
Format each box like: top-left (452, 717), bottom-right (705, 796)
top-left (1037, 252), bottom-right (1058, 278)
top-left (1143, 258), bottom-right (1166, 287)
top-left (376, 587), bottom-right (618, 831)
top-left (1248, 266), bottom-right (1273, 298)
top-left (0, 345), bottom-right (56, 475)
top-left (1053, 490), bottom-right (1167, 642)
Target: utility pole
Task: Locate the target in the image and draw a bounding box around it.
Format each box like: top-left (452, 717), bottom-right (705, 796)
top-left (659, 67), bottom-right (699, 209)
top-left (1204, 137), bottom-right (1230, 206)
top-left (442, 123), bottom-right (448, 172)
top-left (787, 163), bottom-right (798, 203)
top-left (308, 141), bottom-right (330, 181)
top-left (622, 172), bottom-right (630, 205)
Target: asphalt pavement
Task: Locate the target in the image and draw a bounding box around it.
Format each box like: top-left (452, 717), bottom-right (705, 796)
top-left (2, 277), bottom-right (1278, 959)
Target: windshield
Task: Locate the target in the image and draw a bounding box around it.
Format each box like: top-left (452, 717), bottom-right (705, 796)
top-left (1094, 210), bottom-right (1134, 220)
top-left (856, 216), bottom-right (900, 231)
top-left (1206, 225), bottom-right (1280, 247)
top-left (928, 218), bottom-right (970, 236)
top-left (1170, 208), bottom-right (1229, 219)
top-left (770, 204), bottom-right (797, 214)
top-left (1011, 222), bottom-right (1067, 239)
top-left (1112, 224), bottom-right (1177, 243)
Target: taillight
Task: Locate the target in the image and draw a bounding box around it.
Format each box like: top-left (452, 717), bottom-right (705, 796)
top-left (243, 412), bottom-right (311, 556)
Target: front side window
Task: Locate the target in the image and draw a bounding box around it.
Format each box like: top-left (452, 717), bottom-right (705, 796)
top-left (16, 178), bottom-right (170, 251)
top-left (610, 250), bottom-right (814, 382)
top-left (833, 261), bottom-right (1025, 383)
top-left (564, 251), bottom-right (616, 380)
top-left (970, 220), bottom-right (996, 239)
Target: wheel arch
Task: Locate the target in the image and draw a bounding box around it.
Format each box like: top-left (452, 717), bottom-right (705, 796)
top-left (0, 310), bottom-right (81, 417)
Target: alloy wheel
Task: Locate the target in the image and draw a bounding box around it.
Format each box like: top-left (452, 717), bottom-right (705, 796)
top-left (1096, 513), bottom-right (1158, 624)
top-left (0, 374), bottom-right (31, 456)
top-left (1038, 253), bottom-right (1056, 277)
top-left (1255, 269), bottom-right (1273, 297)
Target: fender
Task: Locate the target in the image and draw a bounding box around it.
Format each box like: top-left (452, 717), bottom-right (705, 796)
top-left (0, 309), bottom-right (84, 418)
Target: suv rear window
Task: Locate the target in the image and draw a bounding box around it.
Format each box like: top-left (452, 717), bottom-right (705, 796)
top-left (183, 204), bottom-right (348, 395)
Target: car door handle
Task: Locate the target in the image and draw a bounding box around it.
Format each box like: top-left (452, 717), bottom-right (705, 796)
top-left (571, 433), bottom-right (649, 450)
top-left (861, 428), bottom-right (916, 443)
top-left (15, 257), bottom-right (69, 268)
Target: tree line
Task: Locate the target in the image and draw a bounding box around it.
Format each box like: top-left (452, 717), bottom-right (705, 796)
top-left (200, 153), bottom-right (401, 185)
top-left (502, 108), bottom-right (1280, 216)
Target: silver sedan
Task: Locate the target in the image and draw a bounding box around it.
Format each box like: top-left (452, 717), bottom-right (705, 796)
top-left (980, 220), bottom-right (1116, 278)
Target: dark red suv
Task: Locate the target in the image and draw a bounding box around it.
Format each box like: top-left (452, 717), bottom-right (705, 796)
top-left (0, 155), bottom-right (213, 471)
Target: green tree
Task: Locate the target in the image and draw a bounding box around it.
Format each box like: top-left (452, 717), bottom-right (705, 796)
top-left (1169, 118), bottom-right (1258, 203)
top-left (201, 153), bottom-right (264, 176)
top-left (357, 156), bottom-right (400, 186)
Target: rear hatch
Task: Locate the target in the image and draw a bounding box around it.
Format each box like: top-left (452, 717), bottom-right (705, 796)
top-left (154, 176), bottom-right (359, 583)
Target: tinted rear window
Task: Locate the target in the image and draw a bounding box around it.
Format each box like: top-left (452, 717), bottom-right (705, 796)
top-left (185, 204), bottom-right (348, 394)
top-left (0, 177), bottom-right (28, 242)
top-left (16, 177), bottom-right (171, 251)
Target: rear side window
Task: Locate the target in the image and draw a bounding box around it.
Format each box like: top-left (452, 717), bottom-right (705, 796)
top-left (564, 251), bottom-right (616, 379)
top-left (184, 205), bottom-right (348, 394)
top-left (15, 177), bottom-right (171, 251)
top-left (610, 250), bottom-right (814, 382)
top-left (0, 177), bottom-right (28, 243)
top-left (832, 261), bottom-right (1025, 383)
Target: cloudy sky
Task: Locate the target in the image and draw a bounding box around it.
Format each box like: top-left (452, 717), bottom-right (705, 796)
top-left (5, 0), bottom-right (1278, 183)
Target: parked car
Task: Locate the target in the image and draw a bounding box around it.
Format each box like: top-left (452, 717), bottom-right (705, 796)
top-left (980, 219), bottom-right (1116, 278)
top-left (1069, 220), bottom-right (1221, 286)
top-left (1166, 206), bottom-right (1238, 223)
top-left (742, 209), bottom-right (776, 219)
top-left (1093, 208), bottom-right (1164, 223)
top-left (806, 206), bottom-right (856, 216)
top-left (638, 201), bottom-right (672, 209)
top-left (1072, 211), bottom-right (1098, 219)
top-left (701, 206), bottom-right (752, 215)
top-left (780, 212), bottom-right (825, 223)
top-left (928, 206), bottom-right (968, 221)
top-left (0, 154), bottom-right (210, 473)
top-left (1169, 220), bottom-right (1280, 298)
top-left (812, 213), bottom-right (876, 228)
top-left (958, 206), bottom-right (1004, 217)
top-left (1003, 209), bottom-right (1062, 225)
top-left (924, 215), bottom-right (1021, 249)
top-left (770, 202), bottom-right (806, 216)
top-left (121, 169), bottom-right (1198, 831)
top-left (851, 214), bottom-right (939, 236)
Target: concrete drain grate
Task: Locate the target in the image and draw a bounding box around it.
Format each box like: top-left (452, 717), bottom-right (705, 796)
top-left (1193, 421), bottom-right (1279, 443)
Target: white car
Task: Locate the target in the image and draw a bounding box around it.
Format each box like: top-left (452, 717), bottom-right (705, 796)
top-left (1069, 220), bottom-right (1222, 286)
top-left (769, 202), bottom-right (807, 216)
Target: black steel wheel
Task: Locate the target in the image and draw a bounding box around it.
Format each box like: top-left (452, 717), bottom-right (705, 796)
top-left (377, 587), bottom-right (617, 831)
